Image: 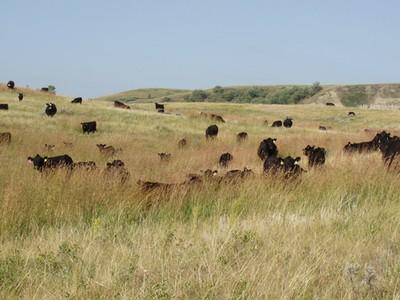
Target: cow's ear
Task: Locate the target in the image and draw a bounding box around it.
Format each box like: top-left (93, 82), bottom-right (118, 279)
top-left (273, 138), bottom-right (277, 143)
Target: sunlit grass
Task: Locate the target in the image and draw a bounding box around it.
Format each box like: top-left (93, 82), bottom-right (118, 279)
top-left (1, 84), bottom-right (400, 298)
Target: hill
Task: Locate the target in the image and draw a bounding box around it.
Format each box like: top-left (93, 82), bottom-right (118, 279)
top-left (2, 84), bottom-right (400, 298)
top-left (95, 83), bottom-right (400, 107)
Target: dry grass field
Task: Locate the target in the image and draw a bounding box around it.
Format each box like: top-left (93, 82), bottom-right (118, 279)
top-left (1, 84), bottom-right (400, 299)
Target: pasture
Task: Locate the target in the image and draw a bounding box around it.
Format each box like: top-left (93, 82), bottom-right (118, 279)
top-left (1, 84), bottom-right (400, 299)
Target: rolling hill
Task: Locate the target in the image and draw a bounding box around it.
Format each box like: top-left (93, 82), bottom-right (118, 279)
top-left (95, 83), bottom-right (400, 107)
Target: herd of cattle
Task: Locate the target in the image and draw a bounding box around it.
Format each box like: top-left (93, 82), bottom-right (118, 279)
top-left (1, 81), bottom-right (399, 193)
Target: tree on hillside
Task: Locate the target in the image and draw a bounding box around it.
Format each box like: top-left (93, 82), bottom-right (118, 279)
top-left (213, 86), bottom-right (224, 94)
top-left (48, 85), bottom-right (56, 94)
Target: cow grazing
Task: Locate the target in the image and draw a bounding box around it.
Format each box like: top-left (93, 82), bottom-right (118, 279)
top-left (27, 154), bottom-right (73, 171)
top-left (283, 117), bottom-right (293, 128)
top-left (41, 87), bottom-right (49, 92)
top-left (210, 114), bottom-right (225, 123)
top-left (45, 103), bottom-right (57, 117)
top-left (72, 161), bottom-right (97, 171)
top-left (18, 93), bottom-right (23, 101)
top-left (97, 144), bottom-right (120, 157)
top-left (0, 104), bottom-right (9, 110)
top-left (219, 152), bottom-right (233, 168)
top-left (257, 138), bottom-right (278, 160)
top-left (205, 125), bottom-right (218, 140)
top-left (0, 132), bottom-right (11, 145)
top-left (158, 152), bottom-right (171, 161)
top-left (303, 145), bottom-right (326, 168)
top-left (272, 120), bottom-right (282, 127)
top-left (326, 102), bottom-right (335, 106)
top-left (7, 81), bottom-right (15, 89)
top-left (344, 131), bottom-right (391, 153)
top-left (81, 121), bottom-right (97, 134)
top-left (237, 132), bottom-right (248, 142)
top-left (319, 126), bottom-right (327, 131)
top-left (348, 112), bottom-right (356, 117)
top-left (71, 97), bottom-right (82, 104)
top-left (178, 138), bottom-right (187, 149)
top-left (105, 160), bottom-right (130, 183)
top-left (114, 100), bottom-right (130, 109)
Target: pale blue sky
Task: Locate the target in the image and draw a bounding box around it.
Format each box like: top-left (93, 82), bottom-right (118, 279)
top-left (1, 0), bottom-right (399, 98)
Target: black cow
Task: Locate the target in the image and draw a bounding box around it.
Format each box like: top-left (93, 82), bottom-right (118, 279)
top-left (41, 87), bottom-right (49, 92)
top-left (105, 160), bottom-right (130, 183)
top-left (303, 145), bottom-right (326, 168)
top-left (206, 125), bottom-right (218, 140)
top-left (178, 138), bottom-right (187, 149)
top-left (272, 120), bottom-right (282, 127)
top-left (27, 154), bottom-right (73, 171)
top-left (348, 112), bottom-right (356, 116)
top-left (0, 132), bottom-right (11, 145)
top-left (114, 100), bottom-right (130, 109)
top-left (326, 102), bottom-right (335, 106)
top-left (219, 152), bottom-right (233, 168)
top-left (7, 81), bottom-right (15, 89)
top-left (81, 121), bottom-right (97, 134)
top-left (45, 103), bottom-right (57, 117)
top-left (281, 156), bottom-right (305, 178)
top-left (378, 136), bottom-right (400, 168)
top-left (158, 152), bottom-right (171, 161)
top-left (71, 97), bottom-right (82, 104)
top-left (237, 132), bottom-right (248, 142)
top-left (263, 155), bottom-right (284, 175)
top-left (72, 161), bottom-right (97, 171)
top-left (319, 126), bottom-right (327, 131)
top-left (257, 138), bottom-right (278, 160)
top-left (283, 117), bottom-right (293, 128)
top-left (344, 131), bottom-right (391, 153)
top-left (155, 103), bottom-right (164, 113)
top-left (18, 93), bottom-right (23, 101)
top-left (0, 104), bottom-right (9, 110)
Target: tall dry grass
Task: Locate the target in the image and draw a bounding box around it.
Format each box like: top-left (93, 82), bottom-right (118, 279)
top-left (1, 85), bottom-right (400, 298)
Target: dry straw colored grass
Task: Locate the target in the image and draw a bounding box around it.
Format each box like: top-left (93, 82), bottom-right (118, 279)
top-left (1, 84), bottom-right (400, 298)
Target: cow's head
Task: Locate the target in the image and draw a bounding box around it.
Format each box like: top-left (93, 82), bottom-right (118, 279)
top-left (27, 154), bottom-right (45, 170)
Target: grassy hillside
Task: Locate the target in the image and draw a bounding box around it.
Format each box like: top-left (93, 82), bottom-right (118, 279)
top-left (97, 83), bottom-right (400, 107)
top-left (95, 88), bottom-right (191, 103)
top-left (1, 84), bottom-right (400, 298)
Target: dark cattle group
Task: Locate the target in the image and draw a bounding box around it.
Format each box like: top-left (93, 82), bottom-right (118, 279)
top-left (4, 80), bottom-right (400, 194)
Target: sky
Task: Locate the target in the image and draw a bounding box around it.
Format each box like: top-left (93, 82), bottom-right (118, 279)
top-left (1, 0), bottom-right (399, 98)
